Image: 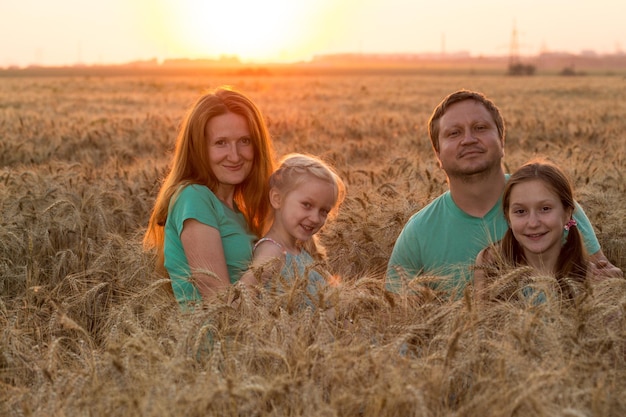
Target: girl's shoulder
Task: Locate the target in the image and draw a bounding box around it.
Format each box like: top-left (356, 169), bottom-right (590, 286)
top-left (254, 237), bottom-right (284, 252)
top-left (476, 245), bottom-right (497, 265)
top-left (249, 237), bottom-right (286, 274)
top-left (253, 237), bottom-right (286, 261)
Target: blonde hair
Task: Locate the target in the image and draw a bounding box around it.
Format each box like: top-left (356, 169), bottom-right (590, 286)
top-left (144, 87), bottom-right (275, 273)
top-left (271, 153), bottom-right (346, 260)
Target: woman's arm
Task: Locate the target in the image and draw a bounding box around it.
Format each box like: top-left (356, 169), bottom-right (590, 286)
top-left (180, 219), bottom-right (232, 300)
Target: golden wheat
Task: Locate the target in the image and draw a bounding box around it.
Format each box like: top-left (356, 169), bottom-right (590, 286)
top-left (0, 73), bottom-right (624, 416)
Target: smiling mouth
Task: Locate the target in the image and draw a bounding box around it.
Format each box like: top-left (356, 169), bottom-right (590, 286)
top-left (224, 163), bottom-right (243, 170)
top-left (459, 149), bottom-right (483, 158)
top-left (525, 232), bottom-right (548, 239)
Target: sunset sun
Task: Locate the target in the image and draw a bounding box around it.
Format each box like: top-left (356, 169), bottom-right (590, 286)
top-left (164, 0), bottom-right (321, 62)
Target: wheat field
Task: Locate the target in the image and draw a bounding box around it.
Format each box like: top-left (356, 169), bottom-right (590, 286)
top-left (1, 72), bottom-right (625, 416)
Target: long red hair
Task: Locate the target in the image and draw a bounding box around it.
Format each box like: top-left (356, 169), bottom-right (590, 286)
top-left (144, 87), bottom-right (275, 272)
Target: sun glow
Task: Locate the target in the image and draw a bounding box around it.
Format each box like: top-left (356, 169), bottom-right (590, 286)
top-left (162, 0), bottom-right (325, 63)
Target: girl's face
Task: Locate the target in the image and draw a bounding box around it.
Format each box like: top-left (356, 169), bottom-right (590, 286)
top-left (507, 179), bottom-right (573, 268)
top-left (206, 112), bottom-right (254, 200)
top-left (270, 176), bottom-right (336, 245)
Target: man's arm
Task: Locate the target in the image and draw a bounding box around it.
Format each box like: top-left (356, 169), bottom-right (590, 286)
top-left (589, 249), bottom-right (623, 279)
top-left (572, 202), bottom-right (623, 278)
top-left (386, 225), bottom-right (423, 293)
top-left (572, 202), bottom-right (601, 254)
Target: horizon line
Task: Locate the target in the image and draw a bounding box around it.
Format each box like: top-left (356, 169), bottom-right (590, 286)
top-left (4, 48), bottom-right (626, 70)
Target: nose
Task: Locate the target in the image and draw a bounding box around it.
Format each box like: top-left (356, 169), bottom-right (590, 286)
top-left (227, 142), bottom-right (241, 161)
top-left (460, 130), bottom-right (478, 144)
top-left (310, 210), bottom-right (325, 225)
top-left (527, 211), bottom-right (540, 227)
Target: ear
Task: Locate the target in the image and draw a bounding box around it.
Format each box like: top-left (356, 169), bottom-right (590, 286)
top-left (269, 188), bottom-right (282, 209)
top-left (565, 207), bottom-right (574, 224)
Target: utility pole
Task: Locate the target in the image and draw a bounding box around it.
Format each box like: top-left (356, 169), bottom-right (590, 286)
top-left (509, 21), bottom-right (520, 68)
top-left (507, 21), bottom-right (534, 75)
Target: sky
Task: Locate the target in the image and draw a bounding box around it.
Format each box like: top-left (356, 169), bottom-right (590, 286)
top-left (1, 0), bottom-right (624, 67)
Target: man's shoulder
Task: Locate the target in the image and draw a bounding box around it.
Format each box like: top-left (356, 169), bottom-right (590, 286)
top-left (406, 191), bottom-right (450, 222)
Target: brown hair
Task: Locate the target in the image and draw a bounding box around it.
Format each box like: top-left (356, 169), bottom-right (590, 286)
top-left (427, 89), bottom-right (506, 154)
top-left (501, 158), bottom-right (588, 297)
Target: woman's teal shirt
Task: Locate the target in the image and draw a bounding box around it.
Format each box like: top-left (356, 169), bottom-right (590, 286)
top-left (164, 184), bottom-right (256, 308)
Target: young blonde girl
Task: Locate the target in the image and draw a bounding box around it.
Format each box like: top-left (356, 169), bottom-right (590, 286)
top-left (244, 153), bottom-right (345, 304)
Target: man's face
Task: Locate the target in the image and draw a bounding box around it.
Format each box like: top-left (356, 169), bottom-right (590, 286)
top-left (436, 99), bottom-right (504, 179)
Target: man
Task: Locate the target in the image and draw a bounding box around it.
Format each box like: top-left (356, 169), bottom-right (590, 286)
top-left (386, 89), bottom-right (622, 294)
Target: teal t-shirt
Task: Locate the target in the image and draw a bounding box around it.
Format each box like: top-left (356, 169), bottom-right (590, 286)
top-left (254, 238), bottom-right (327, 308)
top-left (164, 184), bottom-right (256, 307)
top-left (386, 178), bottom-right (600, 294)
top-left (282, 250), bottom-right (326, 306)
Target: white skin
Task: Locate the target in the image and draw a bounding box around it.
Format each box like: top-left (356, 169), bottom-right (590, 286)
top-left (240, 174), bottom-right (343, 322)
top-left (507, 179), bottom-right (573, 275)
top-left (248, 175), bottom-right (337, 283)
top-left (180, 112), bottom-right (257, 300)
top-left (438, 99), bottom-right (622, 277)
top-left (475, 179), bottom-right (582, 302)
top-left (436, 99), bottom-right (506, 217)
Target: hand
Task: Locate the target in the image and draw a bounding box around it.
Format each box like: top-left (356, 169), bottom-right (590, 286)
top-left (589, 252), bottom-right (624, 279)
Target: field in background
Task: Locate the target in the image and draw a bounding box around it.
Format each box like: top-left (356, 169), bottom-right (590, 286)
top-left (1, 74), bottom-right (625, 416)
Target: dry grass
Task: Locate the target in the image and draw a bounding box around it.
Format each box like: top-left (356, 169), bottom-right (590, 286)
top-left (1, 73), bottom-right (625, 416)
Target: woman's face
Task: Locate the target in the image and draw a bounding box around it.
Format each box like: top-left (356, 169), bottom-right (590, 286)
top-left (507, 179), bottom-right (573, 265)
top-left (206, 112), bottom-right (254, 198)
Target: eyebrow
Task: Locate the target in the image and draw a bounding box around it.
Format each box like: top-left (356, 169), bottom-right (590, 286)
top-left (442, 118), bottom-right (492, 130)
top-left (510, 199), bottom-right (557, 206)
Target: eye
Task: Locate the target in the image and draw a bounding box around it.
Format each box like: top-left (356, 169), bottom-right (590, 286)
top-left (446, 129), bottom-right (460, 138)
top-left (240, 137), bottom-right (252, 145)
top-left (214, 139), bottom-right (226, 146)
top-left (512, 208), bottom-right (526, 215)
top-left (474, 124), bottom-right (487, 132)
top-left (541, 206), bottom-right (552, 212)
top-left (302, 202), bottom-right (312, 209)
